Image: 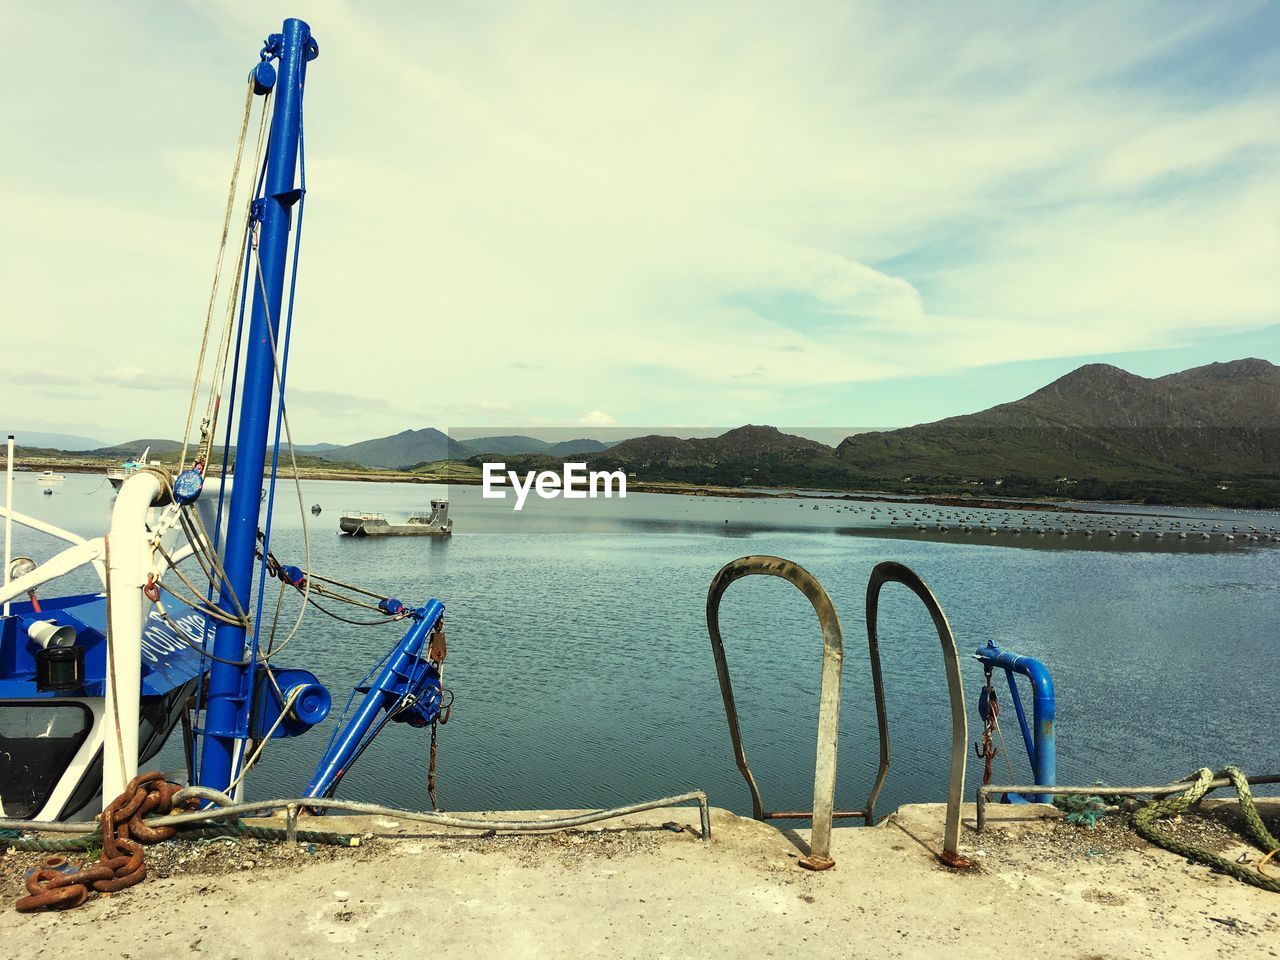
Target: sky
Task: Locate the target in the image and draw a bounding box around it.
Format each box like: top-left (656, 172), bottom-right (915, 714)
top-left (1, 1), bottom-right (1277, 446)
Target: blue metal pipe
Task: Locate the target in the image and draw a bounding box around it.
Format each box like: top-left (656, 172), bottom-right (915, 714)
top-left (305, 601), bottom-right (446, 799)
top-left (198, 18), bottom-right (318, 792)
top-left (974, 642), bottom-right (1055, 803)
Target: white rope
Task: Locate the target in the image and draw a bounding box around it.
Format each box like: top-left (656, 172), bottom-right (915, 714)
top-left (193, 87), bottom-right (275, 475)
top-left (180, 81), bottom-right (256, 475)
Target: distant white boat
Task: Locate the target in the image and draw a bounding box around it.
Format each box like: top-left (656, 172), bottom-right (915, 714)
top-left (106, 447), bottom-right (155, 490)
top-left (35, 470), bottom-right (64, 485)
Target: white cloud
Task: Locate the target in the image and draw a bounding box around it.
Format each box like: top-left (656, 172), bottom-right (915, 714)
top-left (0, 2), bottom-right (1275, 439)
top-left (578, 410), bottom-right (617, 428)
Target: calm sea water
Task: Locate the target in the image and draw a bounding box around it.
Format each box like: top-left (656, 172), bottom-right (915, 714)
top-left (9, 473), bottom-right (1279, 816)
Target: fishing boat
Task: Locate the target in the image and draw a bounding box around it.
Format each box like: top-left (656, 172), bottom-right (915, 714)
top-left (0, 19), bottom-right (449, 827)
top-left (105, 447), bottom-right (156, 490)
top-left (339, 499), bottom-right (452, 537)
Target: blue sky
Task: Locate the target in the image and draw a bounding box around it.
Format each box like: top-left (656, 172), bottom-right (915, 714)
top-left (0, 1), bottom-right (1276, 445)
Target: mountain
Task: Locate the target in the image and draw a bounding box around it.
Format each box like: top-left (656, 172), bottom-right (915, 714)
top-left (461, 435), bottom-right (556, 456)
top-left (22, 427), bottom-right (612, 471)
top-left (91, 439), bottom-right (187, 459)
top-left (549, 425), bottom-right (845, 487)
top-left (451, 436), bottom-right (615, 457)
top-left (507, 359), bottom-right (1279, 505)
top-left (316, 429), bottom-right (476, 470)
top-left (547, 438), bottom-right (613, 456)
top-left (835, 358), bottom-right (1280, 487)
top-left (4, 430), bottom-right (108, 451)
top-left (325, 432), bottom-right (620, 466)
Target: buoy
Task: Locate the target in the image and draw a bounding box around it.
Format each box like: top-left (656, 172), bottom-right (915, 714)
top-left (311, 504), bottom-right (322, 515)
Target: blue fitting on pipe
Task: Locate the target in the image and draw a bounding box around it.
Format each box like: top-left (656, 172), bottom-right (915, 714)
top-left (250, 60), bottom-right (276, 94)
top-left (173, 469), bottom-right (204, 505)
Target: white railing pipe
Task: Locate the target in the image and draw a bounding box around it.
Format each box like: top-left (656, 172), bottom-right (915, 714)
top-left (103, 470), bottom-right (165, 804)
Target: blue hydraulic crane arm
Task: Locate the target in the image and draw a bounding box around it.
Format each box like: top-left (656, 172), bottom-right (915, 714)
top-left (973, 641), bottom-right (1056, 803)
top-left (306, 601), bottom-right (447, 800)
top-left (198, 17), bottom-right (319, 794)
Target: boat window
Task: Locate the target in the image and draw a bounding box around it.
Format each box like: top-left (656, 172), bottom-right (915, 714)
top-left (0, 702), bottom-right (92, 819)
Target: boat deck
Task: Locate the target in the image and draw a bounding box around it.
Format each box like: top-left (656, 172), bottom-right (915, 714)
top-left (3, 799), bottom-right (1276, 957)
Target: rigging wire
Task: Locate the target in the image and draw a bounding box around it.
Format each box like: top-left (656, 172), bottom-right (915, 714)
top-left (179, 81), bottom-right (255, 475)
top-left (180, 82), bottom-right (272, 779)
top-left (244, 227), bottom-right (313, 661)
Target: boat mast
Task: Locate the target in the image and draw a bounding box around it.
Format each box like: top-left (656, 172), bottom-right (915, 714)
top-left (198, 17), bottom-right (318, 793)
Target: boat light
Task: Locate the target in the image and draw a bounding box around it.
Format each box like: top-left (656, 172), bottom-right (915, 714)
top-left (24, 618), bottom-right (86, 692)
top-left (8, 556), bottom-right (36, 581)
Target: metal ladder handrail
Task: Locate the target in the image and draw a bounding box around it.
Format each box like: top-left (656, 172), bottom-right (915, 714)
top-left (706, 555), bottom-right (845, 870)
top-left (864, 560), bottom-right (972, 869)
top-left (706, 556), bottom-right (973, 871)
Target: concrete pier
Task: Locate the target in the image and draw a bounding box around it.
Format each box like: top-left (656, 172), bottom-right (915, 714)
top-left (3, 800), bottom-right (1277, 958)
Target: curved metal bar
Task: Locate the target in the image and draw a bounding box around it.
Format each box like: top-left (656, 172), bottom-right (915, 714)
top-left (706, 555), bottom-right (844, 869)
top-left (864, 561), bottom-right (972, 868)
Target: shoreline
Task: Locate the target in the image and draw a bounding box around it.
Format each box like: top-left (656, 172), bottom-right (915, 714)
top-left (8, 455), bottom-right (1269, 516)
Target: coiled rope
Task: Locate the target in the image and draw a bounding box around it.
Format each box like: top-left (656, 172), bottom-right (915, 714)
top-left (1132, 766), bottom-right (1280, 893)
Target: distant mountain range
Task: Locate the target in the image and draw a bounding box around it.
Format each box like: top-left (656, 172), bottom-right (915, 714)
top-left (539, 425), bottom-right (842, 488)
top-left (2, 430), bottom-right (109, 451)
top-left (12, 358), bottom-right (1277, 505)
top-left (312, 429), bottom-right (613, 470)
top-left (10, 432), bottom-right (612, 470)
top-left (497, 358), bottom-right (1280, 505)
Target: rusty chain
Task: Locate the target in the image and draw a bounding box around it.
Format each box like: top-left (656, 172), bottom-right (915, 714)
top-left (14, 771), bottom-right (193, 913)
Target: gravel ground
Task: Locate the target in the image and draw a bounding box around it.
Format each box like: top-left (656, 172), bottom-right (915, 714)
top-left (980, 800), bottom-right (1280, 867)
top-left (1, 819), bottom-right (681, 906)
top-left (2, 804), bottom-right (1278, 959)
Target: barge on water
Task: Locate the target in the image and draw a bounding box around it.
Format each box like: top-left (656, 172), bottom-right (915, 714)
top-left (340, 499), bottom-right (452, 537)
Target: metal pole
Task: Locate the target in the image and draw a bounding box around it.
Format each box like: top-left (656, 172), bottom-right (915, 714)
top-left (865, 561), bottom-right (972, 868)
top-left (199, 18), bottom-right (317, 792)
top-left (103, 471), bottom-right (164, 801)
top-left (4, 435), bottom-right (12, 616)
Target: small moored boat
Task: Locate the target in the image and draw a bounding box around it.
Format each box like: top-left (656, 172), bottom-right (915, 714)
top-left (340, 499), bottom-right (452, 537)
